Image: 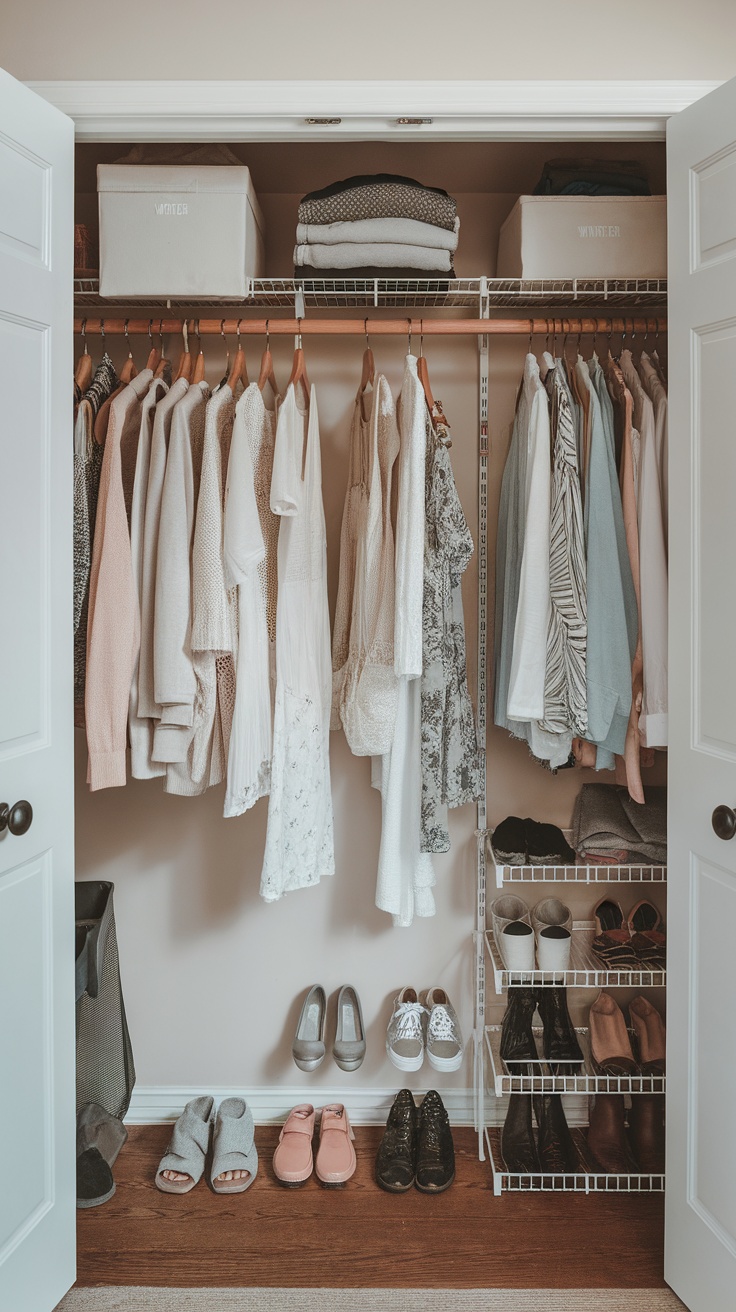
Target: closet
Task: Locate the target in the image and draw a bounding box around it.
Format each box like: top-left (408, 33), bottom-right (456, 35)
top-left (2, 66), bottom-right (736, 1312)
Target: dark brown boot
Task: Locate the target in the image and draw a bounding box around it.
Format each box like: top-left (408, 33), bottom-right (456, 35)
top-left (628, 1094), bottom-right (665, 1173)
top-left (587, 1094), bottom-right (639, 1173)
top-left (501, 1094), bottom-right (540, 1173)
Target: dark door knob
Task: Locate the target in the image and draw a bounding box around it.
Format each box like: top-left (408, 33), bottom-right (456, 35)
top-left (712, 805), bottom-right (736, 841)
top-left (0, 800), bottom-right (33, 836)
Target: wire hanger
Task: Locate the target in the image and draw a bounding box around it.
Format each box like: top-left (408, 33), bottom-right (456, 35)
top-left (227, 318), bottom-right (249, 391)
top-left (75, 317), bottom-right (93, 392)
top-left (258, 319), bottom-right (279, 398)
top-left (288, 319), bottom-right (311, 406)
top-left (119, 319), bottom-right (138, 383)
top-left (356, 318), bottom-right (375, 400)
top-left (192, 318), bottom-right (207, 383)
top-left (175, 320), bottom-right (192, 383)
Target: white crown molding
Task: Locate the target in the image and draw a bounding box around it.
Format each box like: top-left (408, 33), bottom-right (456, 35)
top-left (27, 79), bottom-right (721, 142)
top-left (124, 1084), bottom-right (590, 1129)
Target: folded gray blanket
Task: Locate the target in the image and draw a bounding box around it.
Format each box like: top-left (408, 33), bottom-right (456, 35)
top-left (294, 242), bottom-right (453, 272)
top-left (296, 216), bottom-right (460, 251)
top-left (572, 784), bottom-right (667, 864)
top-left (298, 180), bottom-right (458, 231)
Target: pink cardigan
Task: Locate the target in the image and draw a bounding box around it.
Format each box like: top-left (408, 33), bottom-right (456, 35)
top-left (85, 371), bottom-right (152, 789)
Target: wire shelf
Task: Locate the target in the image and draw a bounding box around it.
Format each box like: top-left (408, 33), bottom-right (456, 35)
top-left (485, 1128), bottom-right (664, 1196)
top-left (73, 275), bottom-right (668, 312)
top-left (486, 831), bottom-right (667, 888)
top-left (485, 1026), bottom-right (666, 1097)
top-left (485, 925), bottom-right (666, 994)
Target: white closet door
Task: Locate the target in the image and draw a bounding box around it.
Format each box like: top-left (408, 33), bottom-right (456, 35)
top-left (666, 74), bottom-right (736, 1312)
top-left (0, 68), bottom-right (75, 1311)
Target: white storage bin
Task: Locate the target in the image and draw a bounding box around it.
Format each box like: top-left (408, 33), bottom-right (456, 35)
top-left (98, 164), bottom-right (265, 298)
top-left (496, 195), bottom-right (667, 280)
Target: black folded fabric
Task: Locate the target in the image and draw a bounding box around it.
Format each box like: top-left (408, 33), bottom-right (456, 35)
top-left (294, 266), bottom-right (455, 284)
top-left (491, 816), bottom-right (527, 865)
top-left (524, 819), bottom-right (576, 866)
top-left (533, 158), bottom-right (651, 197)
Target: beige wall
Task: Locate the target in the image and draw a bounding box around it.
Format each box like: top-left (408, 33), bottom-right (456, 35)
top-left (2, 0), bottom-right (736, 81)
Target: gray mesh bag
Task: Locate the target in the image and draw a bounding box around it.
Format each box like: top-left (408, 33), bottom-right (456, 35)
top-left (75, 881), bottom-right (135, 1120)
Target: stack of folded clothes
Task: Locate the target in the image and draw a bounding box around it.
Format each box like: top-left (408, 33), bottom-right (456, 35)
top-left (572, 784), bottom-right (667, 866)
top-left (294, 173), bottom-right (459, 279)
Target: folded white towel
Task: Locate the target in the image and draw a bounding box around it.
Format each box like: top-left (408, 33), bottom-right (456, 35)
top-left (296, 215), bottom-right (460, 251)
top-left (294, 242), bottom-right (453, 272)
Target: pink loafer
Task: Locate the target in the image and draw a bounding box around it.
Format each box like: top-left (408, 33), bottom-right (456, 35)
top-left (315, 1104), bottom-right (356, 1188)
top-left (273, 1104), bottom-right (316, 1187)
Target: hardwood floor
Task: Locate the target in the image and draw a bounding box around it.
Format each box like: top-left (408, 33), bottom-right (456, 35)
top-left (76, 1126), bottom-right (665, 1289)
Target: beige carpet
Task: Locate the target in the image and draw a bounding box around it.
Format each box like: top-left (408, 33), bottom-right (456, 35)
top-left (56, 1289), bottom-right (688, 1311)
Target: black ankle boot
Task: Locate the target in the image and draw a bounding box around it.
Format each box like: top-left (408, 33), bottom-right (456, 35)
top-left (533, 1093), bottom-right (580, 1173)
top-left (535, 986), bottom-right (584, 1073)
top-left (499, 987), bottom-right (538, 1068)
top-left (501, 1094), bottom-right (540, 1172)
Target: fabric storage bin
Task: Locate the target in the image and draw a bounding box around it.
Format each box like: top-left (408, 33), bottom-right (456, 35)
top-left (98, 164), bottom-right (265, 297)
top-left (496, 195), bottom-right (667, 279)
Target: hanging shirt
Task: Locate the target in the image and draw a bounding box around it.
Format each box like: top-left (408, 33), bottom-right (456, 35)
top-left (223, 383), bottom-right (280, 817)
top-left (638, 350), bottom-right (668, 542)
top-left (332, 390), bottom-right (370, 725)
top-left (260, 384), bottom-right (335, 901)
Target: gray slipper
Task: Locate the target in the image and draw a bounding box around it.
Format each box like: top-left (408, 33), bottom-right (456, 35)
top-left (76, 1102), bottom-right (128, 1209)
top-left (292, 985), bottom-right (326, 1072)
top-left (210, 1097), bottom-right (258, 1194)
top-left (155, 1096), bottom-right (214, 1194)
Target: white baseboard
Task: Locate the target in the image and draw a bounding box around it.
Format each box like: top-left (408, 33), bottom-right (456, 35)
top-left (125, 1085), bottom-right (589, 1127)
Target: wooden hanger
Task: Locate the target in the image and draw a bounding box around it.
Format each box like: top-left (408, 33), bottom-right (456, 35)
top-left (74, 318), bottom-right (94, 392)
top-left (258, 320), bottom-right (280, 397)
top-left (192, 320), bottom-right (206, 384)
top-left (154, 320), bottom-right (170, 379)
top-left (145, 319), bottom-right (161, 373)
top-left (119, 321), bottom-right (138, 383)
top-left (174, 320), bottom-right (192, 383)
top-left (227, 319), bottom-right (249, 391)
top-left (288, 323), bottom-right (310, 406)
top-left (356, 319), bottom-right (375, 400)
top-left (416, 322), bottom-right (436, 412)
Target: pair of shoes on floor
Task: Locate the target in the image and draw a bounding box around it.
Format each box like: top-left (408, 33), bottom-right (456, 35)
top-left (492, 816), bottom-right (575, 867)
top-left (500, 985), bottom-right (583, 1074)
top-left (155, 1096), bottom-right (257, 1195)
top-left (273, 1103), bottom-right (356, 1188)
top-left (376, 1089), bottom-right (455, 1194)
top-left (491, 895), bottom-right (573, 973)
top-left (76, 1103), bottom-right (128, 1209)
top-left (592, 898), bottom-right (666, 971)
top-left (587, 1092), bottom-right (665, 1175)
top-left (589, 992), bottom-right (666, 1076)
top-left (386, 986), bottom-right (464, 1073)
top-left (293, 984), bottom-right (365, 1072)
top-left (501, 1092), bottom-right (580, 1174)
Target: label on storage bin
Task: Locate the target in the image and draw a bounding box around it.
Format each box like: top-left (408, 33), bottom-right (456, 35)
top-left (577, 224), bottom-right (621, 238)
top-left (154, 201), bottom-right (189, 216)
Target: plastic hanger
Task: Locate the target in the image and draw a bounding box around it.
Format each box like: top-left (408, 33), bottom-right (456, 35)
top-left (174, 320), bottom-right (192, 382)
top-left (119, 320), bottom-right (138, 383)
top-left (288, 321), bottom-right (310, 406)
top-left (74, 318), bottom-right (93, 392)
top-left (226, 318), bottom-right (249, 391)
top-left (356, 319), bottom-right (375, 400)
top-left (145, 318), bottom-right (160, 373)
top-left (258, 319), bottom-right (280, 397)
top-left (190, 318), bottom-right (204, 383)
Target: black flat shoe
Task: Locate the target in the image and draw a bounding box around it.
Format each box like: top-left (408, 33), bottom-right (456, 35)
top-left (535, 986), bottom-right (584, 1073)
top-left (533, 1093), bottom-right (580, 1174)
top-left (501, 1094), bottom-right (540, 1173)
top-left (375, 1089), bottom-right (418, 1193)
top-left (499, 987), bottom-right (538, 1069)
top-left (415, 1090), bottom-right (455, 1193)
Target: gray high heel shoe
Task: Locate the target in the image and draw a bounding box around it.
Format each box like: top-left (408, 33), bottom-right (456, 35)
top-left (292, 984), bottom-right (327, 1072)
top-left (332, 985), bottom-right (366, 1071)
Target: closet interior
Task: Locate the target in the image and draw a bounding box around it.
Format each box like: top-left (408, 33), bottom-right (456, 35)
top-left (72, 135), bottom-right (669, 1204)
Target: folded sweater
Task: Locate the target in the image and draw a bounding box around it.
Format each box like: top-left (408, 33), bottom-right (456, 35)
top-left (296, 215), bottom-right (459, 251)
top-left (294, 242), bottom-right (453, 272)
top-left (299, 175), bottom-right (457, 231)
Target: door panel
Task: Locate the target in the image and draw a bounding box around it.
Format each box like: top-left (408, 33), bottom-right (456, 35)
top-left (666, 73), bottom-right (736, 1312)
top-left (0, 68), bottom-right (75, 1312)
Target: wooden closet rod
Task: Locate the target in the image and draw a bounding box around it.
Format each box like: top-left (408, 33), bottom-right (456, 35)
top-left (73, 315), bottom-right (667, 337)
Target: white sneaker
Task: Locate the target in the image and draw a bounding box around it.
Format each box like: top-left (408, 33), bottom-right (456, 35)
top-left (424, 987), bottom-right (464, 1073)
top-left (386, 987), bottom-right (426, 1072)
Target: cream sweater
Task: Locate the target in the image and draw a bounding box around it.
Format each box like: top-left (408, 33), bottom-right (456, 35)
top-left (85, 369), bottom-right (153, 790)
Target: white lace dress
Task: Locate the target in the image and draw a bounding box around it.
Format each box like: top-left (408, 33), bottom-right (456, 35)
top-left (334, 374), bottom-right (399, 756)
top-left (223, 383), bottom-right (279, 817)
top-left (260, 384), bottom-right (335, 901)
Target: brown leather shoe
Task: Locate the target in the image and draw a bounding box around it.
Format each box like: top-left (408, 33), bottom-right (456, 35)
top-left (629, 1094), bottom-right (665, 1173)
top-left (587, 1094), bottom-right (639, 1173)
top-left (629, 995), bottom-right (666, 1074)
top-left (589, 992), bottom-right (639, 1076)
